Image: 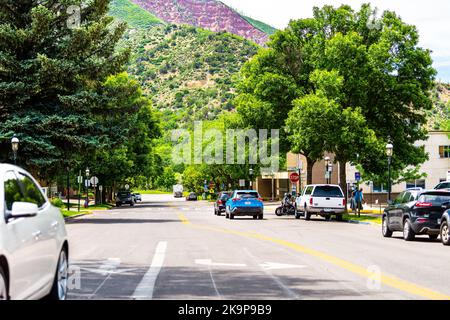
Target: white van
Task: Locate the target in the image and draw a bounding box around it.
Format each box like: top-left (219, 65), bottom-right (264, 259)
top-left (295, 184), bottom-right (346, 221)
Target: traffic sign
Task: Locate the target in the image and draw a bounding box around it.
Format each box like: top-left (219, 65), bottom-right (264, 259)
top-left (290, 172), bottom-right (300, 183)
top-left (125, 184), bottom-right (130, 190)
top-left (90, 176), bottom-right (99, 187)
top-left (84, 180), bottom-right (90, 188)
top-left (355, 172), bottom-right (361, 181)
top-left (239, 179), bottom-right (246, 187)
top-left (99, 185), bottom-right (103, 192)
top-left (77, 176), bottom-right (83, 184)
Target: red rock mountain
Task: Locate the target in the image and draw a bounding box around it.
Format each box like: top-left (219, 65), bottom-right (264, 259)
top-left (131, 0), bottom-right (269, 45)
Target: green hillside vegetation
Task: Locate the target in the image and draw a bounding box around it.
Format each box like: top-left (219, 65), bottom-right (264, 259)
top-left (429, 82), bottom-right (450, 130)
top-left (124, 25), bottom-right (259, 129)
top-left (109, 0), bottom-right (164, 29)
top-left (241, 15), bottom-right (277, 35)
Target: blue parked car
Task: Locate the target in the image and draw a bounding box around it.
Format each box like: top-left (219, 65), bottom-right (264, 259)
top-left (225, 190), bottom-right (264, 220)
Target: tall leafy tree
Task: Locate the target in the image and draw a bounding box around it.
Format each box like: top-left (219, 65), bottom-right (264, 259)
top-left (0, 0), bottom-right (130, 178)
top-left (236, 4), bottom-right (436, 184)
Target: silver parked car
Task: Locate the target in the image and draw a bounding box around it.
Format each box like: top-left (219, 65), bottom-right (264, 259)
top-left (0, 164), bottom-right (69, 300)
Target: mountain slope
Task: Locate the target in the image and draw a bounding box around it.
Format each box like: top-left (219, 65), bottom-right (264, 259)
top-left (110, 0), bottom-right (164, 28)
top-left (124, 25), bottom-right (258, 128)
top-left (129, 0), bottom-right (271, 45)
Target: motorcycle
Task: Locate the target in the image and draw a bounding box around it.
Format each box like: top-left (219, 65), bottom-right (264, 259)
top-left (275, 198), bottom-right (297, 217)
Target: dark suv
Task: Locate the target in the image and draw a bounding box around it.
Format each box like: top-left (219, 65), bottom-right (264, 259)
top-left (214, 192), bottom-right (232, 216)
top-left (383, 190), bottom-right (450, 241)
top-left (116, 191), bottom-right (135, 207)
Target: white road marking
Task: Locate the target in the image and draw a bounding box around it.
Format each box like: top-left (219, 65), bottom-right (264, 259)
top-left (244, 248), bottom-right (300, 300)
top-left (132, 241), bottom-right (167, 300)
top-left (259, 262), bottom-right (307, 271)
top-left (195, 259), bottom-right (247, 267)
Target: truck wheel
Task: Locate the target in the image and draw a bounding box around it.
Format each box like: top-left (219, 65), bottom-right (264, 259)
top-left (382, 216), bottom-right (393, 238)
top-left (230, 213), bottom-right (235, 220)
top-left (324, 215), bottom-right (331, 221)
top-left (305, 209), bottom-right (311, 221)
top-left (403, 219), bottom-right (415, 241)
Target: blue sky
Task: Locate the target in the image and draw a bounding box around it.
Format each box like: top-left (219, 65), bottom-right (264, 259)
top-left (221, 0), bottom-right (450, 83)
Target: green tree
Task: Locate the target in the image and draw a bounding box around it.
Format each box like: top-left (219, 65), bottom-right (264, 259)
top-left (237, 4), bottom-right (436, 184)
top-left (0, 0), bottom-right (129, 178)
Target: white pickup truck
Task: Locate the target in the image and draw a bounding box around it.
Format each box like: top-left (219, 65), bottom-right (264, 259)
top-left (295, 184), bottom-right (346, 221)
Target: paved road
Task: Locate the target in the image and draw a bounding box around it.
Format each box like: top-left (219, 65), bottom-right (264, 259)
top-left (66, 194), bottom-right (450, 300)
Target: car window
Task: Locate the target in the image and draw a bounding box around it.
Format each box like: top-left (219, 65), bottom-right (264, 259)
top-left (394, 192), bottom-right (405, 204)
top-left (418, 194), bottom-right (450, 205)
top-left (4, 171), bottom-right (23, 212)
top-left (304, 186), bottom-right (314, 196)
top-left (17, 173), bottom-right (46, 209)
top-left (236, 191), bottom-right (259, 199)
top-left (402, 192), bottom-right (412, 203)
top-left (312, 186), bottom-right (343, 198)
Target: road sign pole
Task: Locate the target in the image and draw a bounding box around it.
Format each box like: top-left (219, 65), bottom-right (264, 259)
top-left (78, 171), bottom-right (81, 213)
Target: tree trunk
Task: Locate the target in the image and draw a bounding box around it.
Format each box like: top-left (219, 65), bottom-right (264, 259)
top-left (339, 161), bottom-right (348, 211)
top-left (306, 157), bottom-right (315, 185)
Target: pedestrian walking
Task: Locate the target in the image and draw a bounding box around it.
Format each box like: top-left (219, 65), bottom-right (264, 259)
top-left (354, 188), bottom-right (364, 217)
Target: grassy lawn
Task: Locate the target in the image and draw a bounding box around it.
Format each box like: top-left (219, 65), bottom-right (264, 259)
top-left (61, 203), bottom-right (114, 218)
top-left (343, 214), bottom-right (382, 225)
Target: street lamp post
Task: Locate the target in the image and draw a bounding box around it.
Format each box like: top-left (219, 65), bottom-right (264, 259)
top-left (11, 135), bottom-right (19, 165)
top-left (249, 167), bottom-right (254, 190)
top-left (386, 143), bottom-right (394, 202)
top-left (85, 168), bottom-right (90, 208)
top-left (66, 166), bottom-right (70, 211)
top-left (324, 156), bottom-right (331, 184)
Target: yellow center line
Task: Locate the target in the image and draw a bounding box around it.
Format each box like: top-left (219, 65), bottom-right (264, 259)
top-left (177, 213), bottom-right (450, 300)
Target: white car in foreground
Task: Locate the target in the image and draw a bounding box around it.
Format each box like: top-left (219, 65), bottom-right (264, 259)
top-left (0, 164), bottom-right (69, 300)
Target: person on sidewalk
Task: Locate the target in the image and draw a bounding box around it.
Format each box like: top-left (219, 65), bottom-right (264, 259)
top-left (354, 188), bottom-right (364, 216)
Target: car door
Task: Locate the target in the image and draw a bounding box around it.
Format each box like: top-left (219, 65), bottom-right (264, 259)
top-left (3, 170), bottom-right (44, 299)
top-left (386, 192), bottom-right (405, 230)
top-left (16, 171), bottom-right (57, 290)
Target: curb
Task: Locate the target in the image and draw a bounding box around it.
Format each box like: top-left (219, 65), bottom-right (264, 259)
top-left (64, 213), bottom-right (87, 222)
top-left (344, 219), bottom-right (373, 225)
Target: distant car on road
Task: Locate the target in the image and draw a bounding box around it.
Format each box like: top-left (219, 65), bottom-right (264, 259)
top-left (295, 184), bottom-right (346, 221)
top-left (134, 193), bottom-right (142, 202)
top-left (174, 191), bottom-right (183, 198)
top-left (0, 164), bottom-right (69, 300)
top-left (186, 192), bottom-right (198, 201)
top-left (214, 192), bottom-right (232, 216)
top-left (225, 190), bottom-right (264, 220)
top-left (434, 182), bottom-right (450, 190)
top-left (383, 190), bottom-right (450, 241)
top-left (116, 191), bottom-right (135, 207)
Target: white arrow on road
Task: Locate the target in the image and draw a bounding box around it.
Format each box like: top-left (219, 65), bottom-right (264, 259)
top-left (195, 259), bottom-right (247, 267)
top-left (259, 262), bottom-right (307, 271)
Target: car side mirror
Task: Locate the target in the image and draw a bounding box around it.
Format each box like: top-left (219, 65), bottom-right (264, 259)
top-left (441, 202), bottom-right (450, 210)
top-left (10, 202), bottom-right (39, 219)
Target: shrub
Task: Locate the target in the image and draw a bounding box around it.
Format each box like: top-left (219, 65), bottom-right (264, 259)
top-left (51, 198), bottom-right (65, 208)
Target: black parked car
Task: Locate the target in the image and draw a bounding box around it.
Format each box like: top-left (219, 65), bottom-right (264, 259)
top-left (440, 211), bottom-right (450, 246)
top-left (116, 191), bottom-right (135, 207)
top-left (214, 192), bottom-right (232, 216)
top-left (383, 190), bottom-right (450, 241)
top-left (186, 192), bottom-right (198, 201)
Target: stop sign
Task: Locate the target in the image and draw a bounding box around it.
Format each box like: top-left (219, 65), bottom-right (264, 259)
top-left (290, 172), bottom-right (300, 183)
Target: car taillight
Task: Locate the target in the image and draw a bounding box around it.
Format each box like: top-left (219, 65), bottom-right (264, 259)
top-left (310, 197), bottom-right (313, 205)
top-left (258, 198), bottom-right (263, 202)
top-left (343, 198), bottom-right (346, 206)
top-left (218, 200), bottom-right (223, 204)
top-left (232, 198), bottom-right (239, 202)
top-left (417, 218), bottom-right (429, 223)
top-left (416, 202), bottom-right (433, 208)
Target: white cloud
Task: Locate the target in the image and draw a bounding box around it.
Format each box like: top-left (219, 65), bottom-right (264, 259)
top-left (222, 0), bottom-right (450, 81)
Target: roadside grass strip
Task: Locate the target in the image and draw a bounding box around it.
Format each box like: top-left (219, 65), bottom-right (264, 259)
top-left (177, 213), bottom-right (450, 300)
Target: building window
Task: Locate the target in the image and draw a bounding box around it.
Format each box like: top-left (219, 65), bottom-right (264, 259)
top-left (373, 184), bottom-right (387, 193)
top-left (406, 180), bottom-right (426, 189)
top-left (439, 146), bottom-right (450, 158)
